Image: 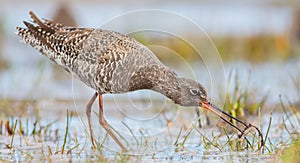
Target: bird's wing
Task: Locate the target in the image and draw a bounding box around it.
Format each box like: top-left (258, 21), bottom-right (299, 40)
top-left (16, 11), bottom-right (152, 67)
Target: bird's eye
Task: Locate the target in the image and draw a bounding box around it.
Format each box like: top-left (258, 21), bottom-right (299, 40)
top-left (189, 89), bottom-right (200, 96)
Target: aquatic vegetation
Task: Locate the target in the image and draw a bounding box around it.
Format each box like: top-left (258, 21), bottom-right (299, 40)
top-left (0, 98), bottom-right (296, 162)
top-left (1, 63), bottom-right (299, 161)
top-left (279, 100), bottom-right (300, 162)
top-left (223, 71), bottom-right (267, 121)
top-left (280, 135), bottom-right (300, 162)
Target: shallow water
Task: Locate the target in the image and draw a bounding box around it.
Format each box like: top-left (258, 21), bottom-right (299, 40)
top-left (0, 99), bottom-right (297, 162)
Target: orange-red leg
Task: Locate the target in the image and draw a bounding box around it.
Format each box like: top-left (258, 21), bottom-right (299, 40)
top-left (98, 93), bottom-right (127, 151)
top-left (86, 92), bottom-right (98, 149)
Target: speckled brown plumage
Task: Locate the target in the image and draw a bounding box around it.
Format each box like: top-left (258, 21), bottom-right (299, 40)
top-left (16, 12), bottom-right (209, 151)
top-left (16, 11), bottom-right (208, 106)
top-left (17, 12), bottom-right (211, 151)
top-left (17, 12), bottom-right (264, 152)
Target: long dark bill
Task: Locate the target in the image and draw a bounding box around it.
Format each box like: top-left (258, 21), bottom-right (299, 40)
top-left (201, 101), bottom-right (264, 150)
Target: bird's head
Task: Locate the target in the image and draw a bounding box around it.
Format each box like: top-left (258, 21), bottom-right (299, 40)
top-left (175, 78), bottom-right (208, 106)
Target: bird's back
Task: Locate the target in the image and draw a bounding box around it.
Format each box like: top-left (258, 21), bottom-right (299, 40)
top-left (17, 12), bottom-right (165, 93)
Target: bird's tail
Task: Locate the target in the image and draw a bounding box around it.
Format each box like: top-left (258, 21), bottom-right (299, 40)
top-left (16, 11), bottom-right (64, 53)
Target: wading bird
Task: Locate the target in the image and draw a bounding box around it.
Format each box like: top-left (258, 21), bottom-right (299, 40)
top-left (17, 11), bottom-right (264, 151)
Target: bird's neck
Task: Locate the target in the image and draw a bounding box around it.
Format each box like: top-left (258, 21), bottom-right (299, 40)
top-left (152, 72), bottom-right (182, 105)
top-left (129, 65), bottom-right (182, 104)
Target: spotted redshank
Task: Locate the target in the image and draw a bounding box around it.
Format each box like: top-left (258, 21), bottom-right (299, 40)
top-left (16, 11), bottom-right (264, 151)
